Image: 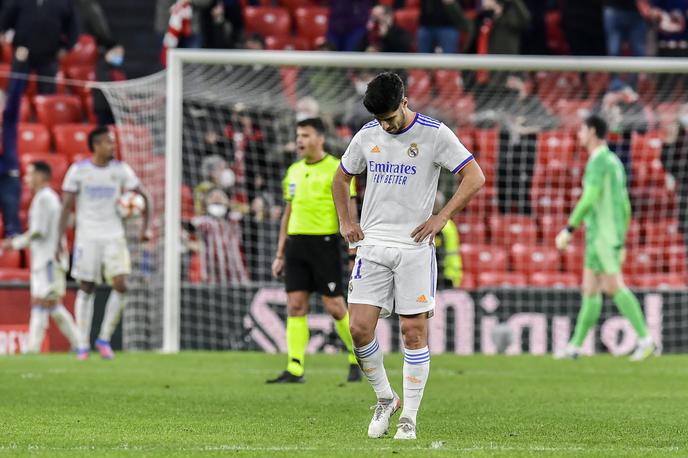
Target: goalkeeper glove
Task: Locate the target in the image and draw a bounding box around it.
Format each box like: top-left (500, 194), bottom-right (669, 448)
top-left (555, 227), bottom-right (573, 251)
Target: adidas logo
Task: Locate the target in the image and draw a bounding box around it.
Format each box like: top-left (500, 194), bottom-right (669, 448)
top-left (416, 294), bottom-right (428, 303)
top-left (370, 145), bottom-right (381, 153)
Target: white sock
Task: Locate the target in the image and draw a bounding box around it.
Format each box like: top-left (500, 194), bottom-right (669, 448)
top-left (98, 290), bottom-right (127, 341)
top-left (354, 339), bottom-right (394, 400)
top-left (28, 306), bottom-right (48, 353)
top-left (401, 346), bottom-right (431, 424)
top-left (50, 304), bottom-right (80, 350)
top-left (75, 290), bottom-right (95, 350)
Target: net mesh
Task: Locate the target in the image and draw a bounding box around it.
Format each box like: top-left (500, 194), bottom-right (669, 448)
top-left (96, 56), bottom-right (688, 354)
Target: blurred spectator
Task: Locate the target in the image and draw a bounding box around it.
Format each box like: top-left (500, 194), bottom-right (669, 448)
top-left (418, 0), bottom-right (471, 53)
top-left (597, 85), bottom-right (649, 134)
top-left (661, 104), bottom-right (688, 243)
top-left (520, 0), bottom-right (548, 55)
top-left (647, 0), bottom-right (688, 98)
top-left (199, 0), bottom-right (238, 49)
top-left (74, 0), bottom-right (117, 49)
top-left (92, 45), bottom-right (126, 125)
top-left (562, 0), bottom-right (606, 56)
top-left (604, 0), bottom-right (648, 58)
top-left (189, 188), bottom-right (249, 285)
top-left (242, 194), bottom-right (280, 282)
top-left (0, 85), bottom-right (20, 237)
top-left (156, 0), bottom-right (214, 63)
top-left (0, 0), bottom-right (79, 94)
top-left (469, 0), bottom-right (531, 55)
top-left (194, 155), bottom-right (237, 215)
top-left (360, 5), bottom-right (412, 52)
top-left (433, 191), bottom-right (463, 289)
top-left (326, 0), bottom-right (372, 52)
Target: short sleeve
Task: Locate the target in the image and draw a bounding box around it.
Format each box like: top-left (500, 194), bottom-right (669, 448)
top-left (62, 164), bottom-right (80, 193)
top-left (282, 166), bottom-right (294, 202)
top-left (434, 123), bottom-right (474, 173)
top-left (340, 132), bottom-right (366, 175)
top-left (121, 162), bottom-right (140, 190)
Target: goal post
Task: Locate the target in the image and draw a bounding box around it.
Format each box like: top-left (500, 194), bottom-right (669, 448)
top-left (109, 50), bottom-right (688, 354)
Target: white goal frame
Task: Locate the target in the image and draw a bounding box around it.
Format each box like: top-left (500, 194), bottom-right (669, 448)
top-left (163, 50), bottom-right (688, 353)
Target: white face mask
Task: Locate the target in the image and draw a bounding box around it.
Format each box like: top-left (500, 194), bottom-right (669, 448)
top-left (679, 114), bottom-right (688, 128)
top-left (207, 204), bottom-right (228, 218)
top-left (354, 80), bottom-right (367, 95)
top-left (219, 168), bottom-right (236, 188)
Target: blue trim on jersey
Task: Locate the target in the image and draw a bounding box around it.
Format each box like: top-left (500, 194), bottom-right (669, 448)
top-left (340, 162), bottom-right (354, 176)
top-left (418, 114), bottom-right (440, 126)
top-left (390, 113), bottom-right (418, 135)
top-left (417, 120), bottom-right (440, 129)
top-left (361, 120), bottom-right (379, 130)
top-left (75, 159), bottom-right (92, 167)
top-left (451, 155), bottom-right (475, 174)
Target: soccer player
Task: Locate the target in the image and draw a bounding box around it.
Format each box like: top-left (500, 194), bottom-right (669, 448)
top-left (555, 115), bottom-right (655, 361)
top-left (57, 126), bottom-right (151, 360)
top-left (267, 117), bottom-right (361, 384)
top-left (1, 161), bottom-right (79, 353)
top-left (332, 73), bottom-right (485, 439)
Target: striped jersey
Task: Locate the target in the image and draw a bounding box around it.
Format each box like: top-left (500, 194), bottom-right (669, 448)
top-left (192, 214), bottom-right (249, 284)
top-left (341, 113), bottom-right (474, 247)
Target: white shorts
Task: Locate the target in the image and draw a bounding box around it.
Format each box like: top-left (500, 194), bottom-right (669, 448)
top-left (71, 237), bottom-right (131, 284)
top-left (347, 244), bottom-right (437, 318)
top-left (31, 261), bottom-right (67, 300)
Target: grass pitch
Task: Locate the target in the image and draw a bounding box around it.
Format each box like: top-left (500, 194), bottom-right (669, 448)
top-left (1, 352), bottom-right (687, 457)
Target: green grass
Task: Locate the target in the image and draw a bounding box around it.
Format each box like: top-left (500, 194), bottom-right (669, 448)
top-left (1, 352), bottom-right (687, 457)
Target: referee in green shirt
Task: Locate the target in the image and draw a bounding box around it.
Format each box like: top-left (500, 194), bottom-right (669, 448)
top-left (267, 118), bottom-right (361, 383)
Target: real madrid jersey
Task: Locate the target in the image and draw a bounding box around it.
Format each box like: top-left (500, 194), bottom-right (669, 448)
top-left (340, 113), bottom-right (474, 248)
top-left (62, 159), bottom-right (140, 240)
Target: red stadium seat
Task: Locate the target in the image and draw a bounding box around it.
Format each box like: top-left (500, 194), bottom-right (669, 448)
top-left (60, 35), bottom-right (98, 68)
top-left (630, 131), bottom-right (662, 165)
top-left (562, 245), bottom-right (584, 277)
top-left (19, 153), bottom-right (69, 190)
top-left (473, 128), bottom-right (499, 165)
top-left (394, 8), bottom-right (420, 36)
top-left (530, 272), bottom-right (578, 288)
top-left (460, 244), bottom-right (508, 276)
top-left (33, 95), bottom-right (82, 129)
top-left (0, 268), bottom-right (31, 281)
top-left (488, 215), bottom-right (537, 247)
top-left (0, 62), bottom-right (10, 90)
top-left (539, 214), bottom-right (585, 246)
top-left (114, 125), bottom-right (153, 160)
top-left (455, 215), bottom-right (487, 245)
top-left (554, 99), bottom-right (593, 131)
top-left (17, 123), bottom-right (51, 154)
top-left (631, 188), bottom-right (678, 220)
top-left (535, 72), bottom-right (582, 109)
top-left (459, 272), bottom-right (476, 290)
top-left (244, 7), bottom-right (291, 38)
top-left (510, 244), bottom-right (561, 275)
top-left (645, 220), bottom-right (684, 248)
top-left (182, 184), bottom-right (195, 221)
top-left (663, 244), bottom-right (687, 276)
top-left (433, 69), bottom-right (464, 115)
top-left (294, 7), bottom-right (328, 46)
top-left (0, 250), bottom-right (21, 268)
top-left (265, 35), bottom-right (310, 51)
top-left (407, 69), bottom-right (432, 108)
top-left (53, 124), bottom-right (96, 158)
top-left (64, 65), bottom-right (96, 102)
top-left (20, 97), bottom-right (32, 122)
top-left (624, 247), bottom-right (661, 278)
top-left (478, 271), bottom-right (528, 288)
top-left (536, 130), bottom-right (576, 167)
top-left (455, 128), bottom-right (475, 154)
top-left (625, 219), bottom-right (642, 248)
top-left (464, 186), bottom-right (498, 216)
top-left (279, 0), bottom-right (314, 13)
top-left (544, 10), bottom-right (568, 55)
top-left (630, 273), bottom-right (687, 289)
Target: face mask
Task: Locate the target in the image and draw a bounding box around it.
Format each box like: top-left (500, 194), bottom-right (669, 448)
top-left (219, 168), bottom-right (235, 188)
top-left (108, 54), bottom-right (124, 67)
top-left (207, 204), bottom-right (227, 218)
top-left (354, 80), bottom-right (367, 95)
top-left (679, 114), bottom-right (688, 128)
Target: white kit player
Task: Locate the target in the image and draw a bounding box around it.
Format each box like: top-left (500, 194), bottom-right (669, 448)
top-left (57, 126), bottom-right (151, 360)
top-left (332, 73), bottom-right (485, 439)
top-left (1, 161), bottom-right (80, 353)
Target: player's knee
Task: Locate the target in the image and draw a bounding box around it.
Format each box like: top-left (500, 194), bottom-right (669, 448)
top-left (349, 320), bottom-right (374, 347)
top-left (400, 323), bottom-right (426, 349)
top-left (322, 296), bottom-right (346, 320)
top-left (286, 298), bottom-right (308, 316)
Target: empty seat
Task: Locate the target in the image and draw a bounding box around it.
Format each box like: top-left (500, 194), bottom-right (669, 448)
top-left (244, 6), bottom-right (291, 38)
top-left (394, 8), bottom-right (420, 36)
top-left (478, 271), bottom-right (528, 288)
top-left (0, 268), bottom-right (31, 281)
top-left (0, 249), bottom-right (21, 268)
top-left (265, 35), bottom-right (310, 50)
top-left (562, 246), bottom-right (584, 277)
top-left (530, 272), bottom-right (578, 288)
top-left (630, 273), bottom-right (687, 289)
top-left (623, 247), bottom-right (661, 278)
top-left (459, 272), bottom-right (476, 290)
top-left (460, 244), bottom-right (508, 276)
top-left (294, 7), bottom-right (328, 46)
top-left (536, 130), bottom-right (576, 167)
top-left (662, 244), bottom-right (687, 276)
top-left (510, 244), bottom-right (561, 275)
top-left (53, 123), bottom-right (95, 158)
top-left (19, 153), bottom-right (69, 190)
top-left (17, 123), bottom-right (51, 154)
top-left (60, 34), bottom-right (98, 68)
top-left (455, 215), bottom-right (487, 245)
top-left (33, 95), bottom-right (82, 129)
top-left (630, 130), bottom-right (662, 165)
top-left (406, 69), bottom-right (432, 108)
top-left (114, 125), bottom-right (153, 159)
top-left (645, 220), bottom-right (684, 248)
top-left (488, 214), bottom-right (537, 247)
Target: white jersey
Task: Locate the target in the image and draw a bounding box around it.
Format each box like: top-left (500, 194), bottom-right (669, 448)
top-left (62, 159), bottom-right (139, 240)
top-left (24, 187), bottom-right (66, 272)
top-left (341, 113), bottom-right (473, 247)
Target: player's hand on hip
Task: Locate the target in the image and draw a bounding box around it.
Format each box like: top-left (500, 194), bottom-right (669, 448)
top-left (272, 256), bottom-right (284, 279)
top-left (412, 214), bottom-right (448, 244)
top-left (555, 228), bottom-right (572, 251)
top-left (340, 221), bottom-right (364, 244)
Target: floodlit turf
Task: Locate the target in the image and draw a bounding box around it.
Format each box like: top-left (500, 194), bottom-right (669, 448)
top-left (1, 352), bottom-right (687, 457)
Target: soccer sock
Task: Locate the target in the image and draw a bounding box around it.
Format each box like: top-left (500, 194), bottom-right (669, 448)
top-left (28, 306), bottom-right (49, 353)
top-left (354, 338), bottom-right (394, 400)
top-left (74, 290), bottom-right (95, 350)
top-left (613, 288), bottom-right (649, 338)
top-left (99, 290), bottom-right (128, 342)
top-left (334, 311), bottom-right (357, 365)
top-left (50, 304), bottom-right (80, 350)
top-left (286, 316), bottom-right (309, 377)
top-left (401, 346), bottom-right (431, 424)
top-left (570, 294), bottom-right (603, 347)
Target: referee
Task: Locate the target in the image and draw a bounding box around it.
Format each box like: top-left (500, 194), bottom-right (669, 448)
top-left (267, 118), bottom-right (361, 384)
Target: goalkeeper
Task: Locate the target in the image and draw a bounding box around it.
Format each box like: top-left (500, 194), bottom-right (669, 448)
top-left (267, 118), bottom-right (361, 384)
top-left (555, 115), bottom-right (655, 361)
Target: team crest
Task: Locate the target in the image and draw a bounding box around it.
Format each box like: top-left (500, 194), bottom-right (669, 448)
top-left (407, 143), bottom-right (419, 158)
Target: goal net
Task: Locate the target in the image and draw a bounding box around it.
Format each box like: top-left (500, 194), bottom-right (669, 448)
top-left (96, 51), bottom-right (688, 355)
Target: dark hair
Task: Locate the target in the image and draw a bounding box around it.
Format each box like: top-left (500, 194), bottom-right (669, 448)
top-left (88, 126), bottom-right (111, 152)
top-left (297, 117), bottom-right (326, 135)
top-left (31, 160), bottom-right (52, 179)
top-left (584, 115), bottom-right (608, 139)
top-left (363, 72), bottom-right (404, 115)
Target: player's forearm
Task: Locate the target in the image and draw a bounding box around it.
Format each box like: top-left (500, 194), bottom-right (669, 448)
top-left (333, 173), bottom-right (354, 225)
top-left (438, 162), bottom-right (485, 221)
top-left (348, 197), bottom-right (358, 223)
top-left (275, 205), bottom-right (290, 258)
top-left (138, 187), bottom-right (153, 231)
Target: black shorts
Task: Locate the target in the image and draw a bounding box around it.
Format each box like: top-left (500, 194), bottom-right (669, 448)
top-left (284, 234), bottom-right (344, 296)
